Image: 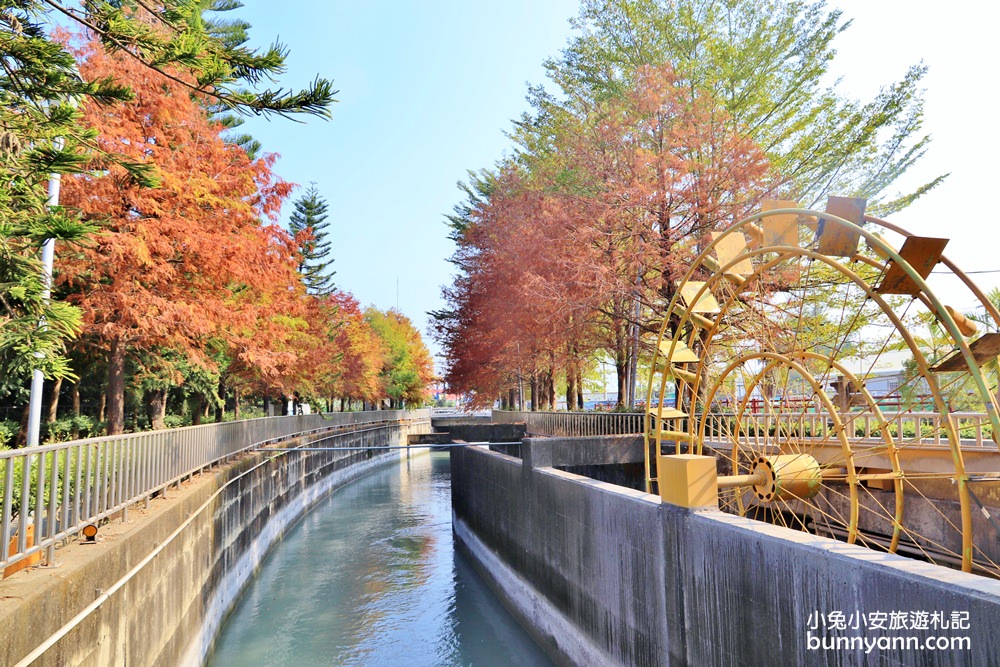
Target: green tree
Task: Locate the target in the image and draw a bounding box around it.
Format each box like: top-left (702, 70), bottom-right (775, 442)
top-left (965, 287), bottom-right (1000, 403)
top-left (515, 0), bottom-right (941, 213)
top-left (365, 308), bottom-right (434, 409)
top-left (438, 0), bottom-right (944, 408)
top-left (288, 184), bottom-right (336, 296)
top-left (0, 0), bottom-right (336, 409)
top-left (898, 312), bottom-right (974, 412)
top-left (199, 0), bottom-right (265, 157)
top-left (0, 5), bottom-right (124, 400)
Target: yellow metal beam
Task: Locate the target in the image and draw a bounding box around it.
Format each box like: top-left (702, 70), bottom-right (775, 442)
top-left (647, 407), bottom-right (687, 420)
top-left (658, 338), bottom-right (699, 363)
top-left (761, 199), bottom-right (799, 246)
top-left (678, 281), bottom-right (721, 314)
top-left (670, 366), bottom-right (698, 385)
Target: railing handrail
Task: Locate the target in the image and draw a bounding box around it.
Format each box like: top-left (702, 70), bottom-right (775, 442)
top-left (492, 410), bottom-right (644, 418)
top-left (493, 409), bottom-right (996, 443)
top-left (0, 409), bottom-right (420, 460)
top-left (1, 409), bottom-right (430, 572)
top-left (492, 409), bottom-right (994, 417)
top-left (492, 409), bottom-right (646, 437)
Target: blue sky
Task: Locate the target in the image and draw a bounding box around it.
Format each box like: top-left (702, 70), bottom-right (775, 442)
top-left (235, 1), bottom-right (1000, 367)
top-left (235, 1), bottom-right (578, 367)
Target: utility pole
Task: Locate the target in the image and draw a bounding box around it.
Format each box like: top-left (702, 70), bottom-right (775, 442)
top-left (627, 280), bottom-right (641, 409)
top-left (26, 139), bottom-right (63, 446)
top-left (516, 341), bottom-right (524, 411)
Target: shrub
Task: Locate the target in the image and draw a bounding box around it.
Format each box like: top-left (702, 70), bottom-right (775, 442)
top-left (0, 449), bottom-right (68, 518)
top-left (43, 415), bottom-right (98, 443)
top-left (163, 414), bottom-right (186, 429)
top-left (0, 420), bottom-right (18, 448)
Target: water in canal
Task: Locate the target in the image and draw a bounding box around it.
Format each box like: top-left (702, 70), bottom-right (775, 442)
top-left (205, 452), bottom-right (552, 666)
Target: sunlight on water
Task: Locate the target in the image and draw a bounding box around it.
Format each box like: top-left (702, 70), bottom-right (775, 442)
top-left (205, 452), bottom-right (552, 666)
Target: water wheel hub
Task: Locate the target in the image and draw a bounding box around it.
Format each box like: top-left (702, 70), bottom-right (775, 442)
top-left (752, 454), bottom-right (821, 502)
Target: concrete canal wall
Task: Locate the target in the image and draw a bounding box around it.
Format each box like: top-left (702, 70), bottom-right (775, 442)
top-left (0, 420), bottom-right (429, 667)
top-left (451, 437), bottom-right (1000, 666)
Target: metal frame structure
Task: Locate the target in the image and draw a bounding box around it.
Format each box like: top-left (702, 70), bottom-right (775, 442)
top-left (645, 202), bottom-right (1000, 576)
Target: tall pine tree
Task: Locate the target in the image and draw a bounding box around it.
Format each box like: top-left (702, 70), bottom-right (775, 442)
top-left (288, 184), bottom-right (335, 296)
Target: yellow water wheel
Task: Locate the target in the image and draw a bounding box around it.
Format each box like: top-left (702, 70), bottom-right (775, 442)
top-left (645, 198), bottom-right (1000, 576)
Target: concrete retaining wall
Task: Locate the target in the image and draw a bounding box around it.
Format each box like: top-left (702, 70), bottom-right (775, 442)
top-left (452, 440), bottom-right (1000, 666)
top-left (429, 419), bottom-right (527, 444)
top-left (0, 419), bottom-right (428, 667)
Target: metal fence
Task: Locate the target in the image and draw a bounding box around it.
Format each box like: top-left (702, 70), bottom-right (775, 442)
top-left (700, 410), bottom-right (997, 447)
top-left (1, 409), bottom-right (429, 572)
top-left (493, 409), bottom-right (997, 447)
top-left (492, 410), bottom-right (645, 437)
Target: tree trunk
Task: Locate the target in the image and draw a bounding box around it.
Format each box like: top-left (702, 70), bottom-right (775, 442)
top-left (627, 308), bottom-right (640, 409)
top-left (616, 360), bottom-right (628, 409)
top-left (529, 376), bottom-right (538, 411)
top-left (145, 388), bottom-right (167, 430)
top-left (547, 371), bottom-right (555, 410)
top-left (576, 366), bottom-right (584, 411)
top-left (566, 370), bottom-right (577, 411)
top-left (192, 395), bottom-right (205, 426)
top-left (215, 380), bottom-right (226, 423)
top-left (614, 317), bottom-right (629, 408)
top-left (106, 339), bottom-right (126, 435)
top-left (233, 391), bottom-right (241, 420)
top-left (46, 376), bottom-right (63, 423)
top-left (98, 390), bottom-right (106, 423)
top-left (16, 403), bottom-right (29, 446)
top-left (71, 381), bottom-right (81, 439)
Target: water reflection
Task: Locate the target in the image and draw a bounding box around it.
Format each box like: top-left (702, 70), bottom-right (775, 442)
top-left (206, 452), bottom-right (551, 666)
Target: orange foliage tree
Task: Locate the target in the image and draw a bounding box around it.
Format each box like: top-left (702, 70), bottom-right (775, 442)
top-left (437, 177), bottom-right (594, 409)
top-left (59, 40), bottom-right (310, 433)
top-left (325, 292), bottom-right (383, 408)
top-left (365, 308), bottom-right (434, 409)
top-left (437, 65), bottom-right (781, 408)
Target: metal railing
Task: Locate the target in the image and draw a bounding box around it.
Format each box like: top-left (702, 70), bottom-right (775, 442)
top-left (492, 410), bottom-right (644, 437)
top-left (700, 411), bottom-right (997, 447)
top-left (1, 409), bottom-right (429, 572)
top-left (493, 409), bottom-right (997, 448)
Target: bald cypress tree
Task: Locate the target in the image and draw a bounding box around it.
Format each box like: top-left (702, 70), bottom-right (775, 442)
top-left (288, 184), bottom-right (335, 295)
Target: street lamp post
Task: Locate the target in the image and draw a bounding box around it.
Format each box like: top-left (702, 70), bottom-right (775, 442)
top-left (25, 140), bottom-right (63, 447)
top-left (601, 358), bottom-right (608, 402)
top-left (516, 341), bottom-right (524, 411)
